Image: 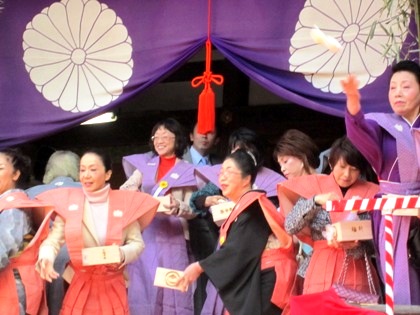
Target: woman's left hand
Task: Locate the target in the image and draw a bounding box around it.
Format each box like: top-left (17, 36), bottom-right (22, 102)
top-left (176, 262), bottom-right (204, 292)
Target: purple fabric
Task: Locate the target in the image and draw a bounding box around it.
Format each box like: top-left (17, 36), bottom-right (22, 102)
top-left (122, 151), bottom-right (154, 179)
top-left (195, 165), bottom-right (222, 190)
top-left (123, 153), bottom-right (196, 195)
top-left (346, 111), bottom-right (420, 305)
top-left (122, 152), bottom-right (196, 314)
top-left (2, 0), bottom-right (417, 147)
top-left (367, 113), bottom-right (420, 182)
top-left (201, 280), bottom-right (224, 315)
top-left (255, 167), bottom-right (286, 197)
top-left (26, 176), bottom-right (81, 199)
top-left (195, 165), bottom-right (284, 198)
top-left (127, 216), bottom-right (194, 315)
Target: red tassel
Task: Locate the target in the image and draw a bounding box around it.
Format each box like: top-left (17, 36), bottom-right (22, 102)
top-left (197, 85), bottom-right (215, 134)
top-left (191, 38), bottom-right (223, 135)
top-left (191, 0), bottom-right (223, 134)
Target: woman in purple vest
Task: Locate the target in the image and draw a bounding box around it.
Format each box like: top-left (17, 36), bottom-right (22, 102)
top-left (121, 118), bottom-right (197, 315)
top-left (341, 60), bottom-right (420, 305)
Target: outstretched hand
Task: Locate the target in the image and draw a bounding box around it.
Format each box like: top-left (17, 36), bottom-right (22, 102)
top-left (37, 258), bottom-right (59, 282)
top-left (176, 262), bottom-right (204, 292)
top-left (340, 74), bottom-right (361, 115)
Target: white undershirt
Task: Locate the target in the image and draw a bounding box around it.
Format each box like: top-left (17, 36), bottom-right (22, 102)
top-left (84, 184), bottom-right (110, 245)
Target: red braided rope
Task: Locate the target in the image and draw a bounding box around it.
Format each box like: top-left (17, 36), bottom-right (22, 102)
top-left (191, 0), bottom-right (224, 134)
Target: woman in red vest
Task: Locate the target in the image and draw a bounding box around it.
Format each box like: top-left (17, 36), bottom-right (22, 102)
top-left (36, 148), bottom-right (159, 315)
top-left (278, 137), bottom-right (381, 304)
top-left (177, 149), bottom-right (296, 315)
top-left (0, 148), bottom-right (53, 315)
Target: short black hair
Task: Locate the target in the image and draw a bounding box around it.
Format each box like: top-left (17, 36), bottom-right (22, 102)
top-left (0, 148), bottom-right (31, 189)
top-left (149, 118), bottom-right (188, 158)
top-left (82, 148), bottom-right (112, 172)
top-left (392, 60), bottom-right (420, 84)
top-left (228, 127), bottom-right (264, 169)
top-left (328, 136), bottom-right (377, 182)
top-left (225, 149), bottom-right (258, 185)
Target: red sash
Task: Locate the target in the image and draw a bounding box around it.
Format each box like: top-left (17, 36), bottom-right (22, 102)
top-left (219, 190), bottom-right (292, 249)
top-left (219, 190), bottom-right (296, 311)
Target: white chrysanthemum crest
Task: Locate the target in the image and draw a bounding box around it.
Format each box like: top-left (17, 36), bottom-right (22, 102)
top-left (22, 0), bottom-right (133, 112)
top-left (289, 0), bottom-right (410, 94)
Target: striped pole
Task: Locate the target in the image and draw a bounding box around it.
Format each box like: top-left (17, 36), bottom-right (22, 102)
top-left (326, 196), bottom-right (409, 315)
top-left (384, 214), bottom-right (394, 315)
top-left (326, 195), bottom-right (420, 212)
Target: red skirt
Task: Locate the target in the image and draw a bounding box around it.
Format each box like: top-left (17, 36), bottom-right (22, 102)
top-left (303, 240), bottom-right (380, 295)
top-left (290, 288), bottom-right (384, 315)
top-left (60, 265), bottom-right (128, 315)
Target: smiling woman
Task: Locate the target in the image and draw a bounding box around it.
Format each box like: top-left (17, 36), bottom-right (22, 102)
top-left (35, 148), bottom-right (159, 315)
top-left (342, 59), bottom-right (420, 305)
top-left (178, 149), bottom-right (297, 315)
top-left (120, 118), bottom-right (198, 315)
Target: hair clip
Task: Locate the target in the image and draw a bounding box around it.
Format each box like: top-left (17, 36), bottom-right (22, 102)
top-left (246, 150), bottom-right (257, 166)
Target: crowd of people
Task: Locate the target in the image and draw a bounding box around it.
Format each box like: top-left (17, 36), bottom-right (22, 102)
top-left (1, 59), bottom-right (420, 315)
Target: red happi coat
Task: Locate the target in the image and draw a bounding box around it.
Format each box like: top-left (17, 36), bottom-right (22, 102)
top-left (37, 188), bottom-right (158, 315)
top-left (278, 174), bottom-right (379, 245)
top-left (278, 174), bottom-right (380, 296)
top-left (0, 190), bottom-right (53, 315)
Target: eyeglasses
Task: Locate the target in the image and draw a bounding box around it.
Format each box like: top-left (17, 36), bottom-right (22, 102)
top-left (151, 135), bottom-right (175, 142)
top-left (218, 168), bottom-right (242, 177)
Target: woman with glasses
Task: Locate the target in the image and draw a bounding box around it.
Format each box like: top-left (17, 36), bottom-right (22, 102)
top-left (177, 149), bottom-right (296, 315)
top-left (190, 127), bottom-right (285, 314)
top-left (121, 118), bottom-right (197, 315)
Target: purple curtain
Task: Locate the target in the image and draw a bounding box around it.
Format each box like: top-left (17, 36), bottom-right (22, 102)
top-left (0, 0), bottom-right (415, 147)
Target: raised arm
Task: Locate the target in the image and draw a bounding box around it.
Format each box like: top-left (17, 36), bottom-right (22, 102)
top-left (341, 74), bottom-right (361, 115)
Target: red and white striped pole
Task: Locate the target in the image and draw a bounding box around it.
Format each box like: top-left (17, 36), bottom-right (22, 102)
top-left (325, 196), bottom-right (416, 315)
top-left (383, 213), bottom-right (394, 315)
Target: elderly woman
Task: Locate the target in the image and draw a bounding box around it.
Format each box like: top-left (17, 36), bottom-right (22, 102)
top-left (26, 150), bottom-right (81, 315)
top-left (191, 127), bottom-right (285, 314)
top-left (342, 60), bottom-right (420, 305)
top-left (178, 149), bottom-right (296, 315)
top-left (121, 118), bottom-right (197, 315)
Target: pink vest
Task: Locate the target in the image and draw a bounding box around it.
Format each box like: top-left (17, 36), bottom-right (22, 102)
top-left (36, 188), bottom-right (159, 314)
